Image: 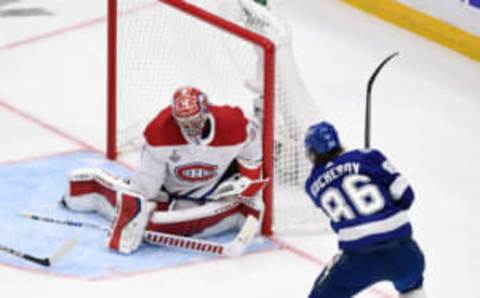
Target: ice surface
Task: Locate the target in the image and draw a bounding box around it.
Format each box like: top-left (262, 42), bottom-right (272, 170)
top-left (1, 0), bottom-right (480, 297)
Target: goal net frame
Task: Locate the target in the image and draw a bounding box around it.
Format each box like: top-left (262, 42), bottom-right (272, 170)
top-left (106, 0), bottom-right (276, 235)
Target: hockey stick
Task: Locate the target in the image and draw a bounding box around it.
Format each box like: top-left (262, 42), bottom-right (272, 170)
top-left (19, 212), bottom-right (258, 257)
top-left (365, 52), bottom-right (399, 148)
top-left (144, 215), bottom-right (258, 256)
top-left (19, 212), bottom-right (108, 231)
top-left (0, 237), bottom-right (76, 267)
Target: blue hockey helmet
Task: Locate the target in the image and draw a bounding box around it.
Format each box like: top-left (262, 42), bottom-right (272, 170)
top-left (304, 121), bottom-right (340, 155)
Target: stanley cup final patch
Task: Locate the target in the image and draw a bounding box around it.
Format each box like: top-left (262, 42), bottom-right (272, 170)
top-left (169, 149), bottom-right (181, 162)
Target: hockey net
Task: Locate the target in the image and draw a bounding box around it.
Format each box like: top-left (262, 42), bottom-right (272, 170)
top-left (107, 0), bottom-right (327, 235)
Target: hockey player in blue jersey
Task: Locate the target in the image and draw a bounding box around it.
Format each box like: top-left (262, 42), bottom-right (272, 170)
top-left (304, 121), bottom-right (426, 298)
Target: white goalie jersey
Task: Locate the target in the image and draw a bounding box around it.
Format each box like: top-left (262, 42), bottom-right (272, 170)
top-left (129, 105), bottom-right (262, 202)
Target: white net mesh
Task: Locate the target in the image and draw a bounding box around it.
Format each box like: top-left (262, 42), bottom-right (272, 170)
top-left (116, 0), bottom-right (258, 153)
top-left (114, 0), bottom-right (328, 234)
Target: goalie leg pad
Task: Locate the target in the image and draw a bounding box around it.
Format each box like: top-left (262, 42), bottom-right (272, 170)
top-left (107, 192), bottom-right (156, 254)
top-left (147, 197), bottom-right (264, 238)
top-left (147, 200), bottom-right (245, 237)
top-left (62, 168), bottom-right (129, 219)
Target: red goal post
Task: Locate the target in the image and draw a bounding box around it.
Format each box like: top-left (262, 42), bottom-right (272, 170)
top-left (107, 0), bottom-right (276, 235)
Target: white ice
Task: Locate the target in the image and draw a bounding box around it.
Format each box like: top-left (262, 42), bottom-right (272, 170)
top-left (1, 0), bottom-right (480, 297)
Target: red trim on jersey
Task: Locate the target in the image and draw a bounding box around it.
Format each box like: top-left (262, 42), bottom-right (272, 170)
top-left (209, 106), bottom-right (248, 146)
top-left (144, 105), bottom-right (249, 147)
top-left (144, 107), bottom-right (188, 146)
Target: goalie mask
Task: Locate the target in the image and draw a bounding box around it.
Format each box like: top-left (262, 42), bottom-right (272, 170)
top-left (172, 87), bottom-right (210, 138)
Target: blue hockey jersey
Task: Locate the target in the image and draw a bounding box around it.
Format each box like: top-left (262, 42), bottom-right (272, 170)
top-left (305, 149), bottom-right (414, 251)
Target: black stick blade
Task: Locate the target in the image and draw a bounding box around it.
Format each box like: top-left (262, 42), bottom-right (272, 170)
top-left (0, 238), bottom-right (76, 267)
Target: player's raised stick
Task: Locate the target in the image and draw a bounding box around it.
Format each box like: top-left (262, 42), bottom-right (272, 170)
top-left (365, 52), bottom-right (399, 148)
top-left (0, 238), bottom-right (76, 267)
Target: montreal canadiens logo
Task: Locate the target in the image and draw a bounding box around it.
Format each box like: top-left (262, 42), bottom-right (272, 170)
top-left (175, 163), bottom-right (218, 182)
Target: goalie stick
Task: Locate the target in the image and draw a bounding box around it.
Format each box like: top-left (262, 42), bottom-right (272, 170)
top-left (145, 215), bottom-right (258, 256)
top-left (19, 212), bottom-right (258, 257)
top-left (0, 237), bottom-right (76, 267)
top-left (365, 52), bottom-right (399, 148)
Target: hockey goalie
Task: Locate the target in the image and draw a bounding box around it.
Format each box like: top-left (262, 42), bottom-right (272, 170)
top-left (61, 0), bottom-right (317, 254)
top-left (61, 86), bottom-right (267, 254)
